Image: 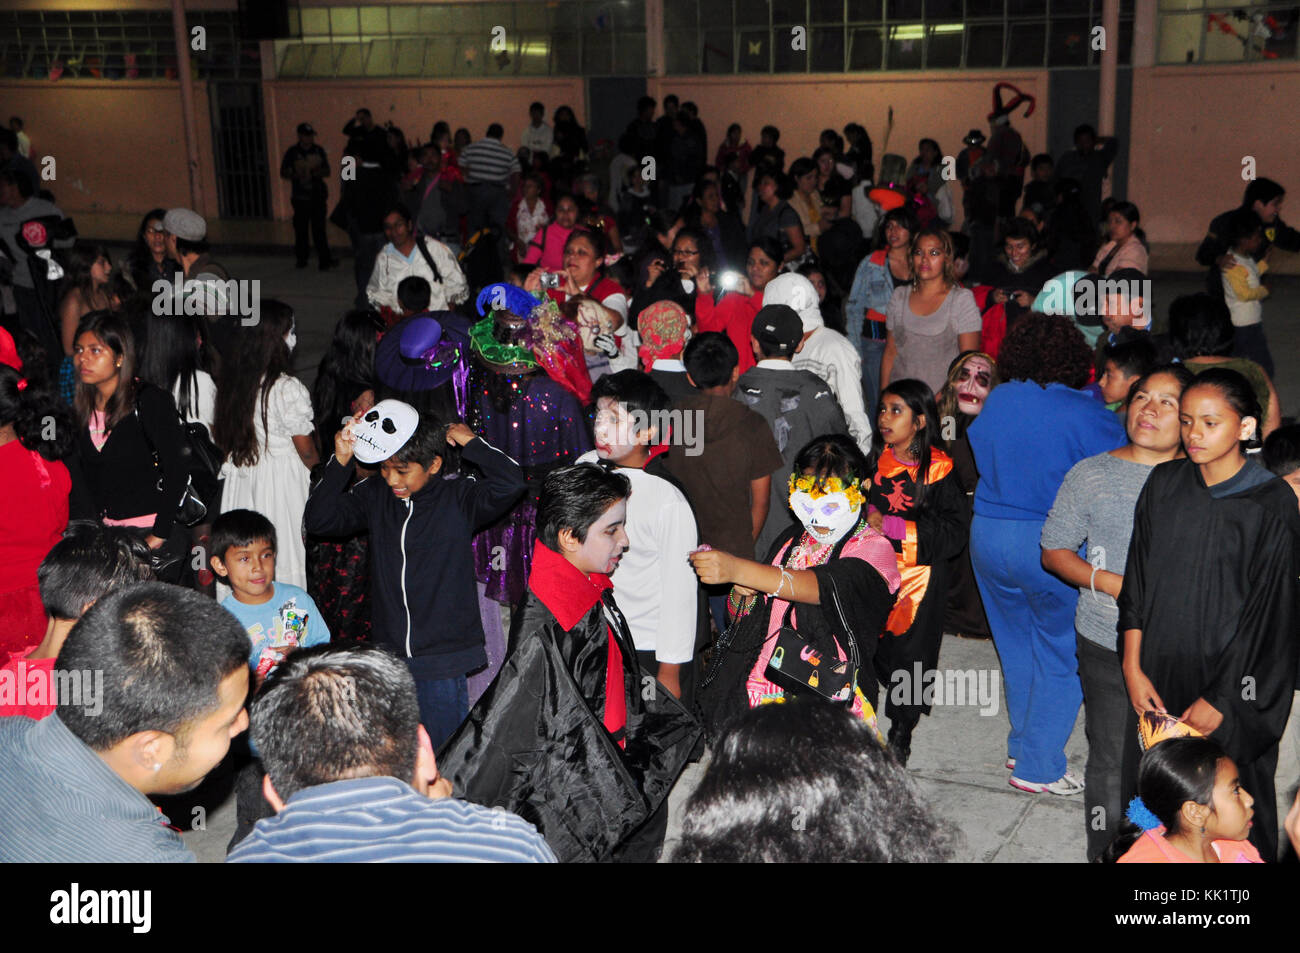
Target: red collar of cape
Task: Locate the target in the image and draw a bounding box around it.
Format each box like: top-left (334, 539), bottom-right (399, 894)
top-left (529, 540), bottom-right (613, 632)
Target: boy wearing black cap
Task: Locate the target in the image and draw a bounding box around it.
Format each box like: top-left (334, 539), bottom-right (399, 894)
top-left (280, 122), bottom-right (334, 270)
top-left (737, 304), bottom-right (849, 557)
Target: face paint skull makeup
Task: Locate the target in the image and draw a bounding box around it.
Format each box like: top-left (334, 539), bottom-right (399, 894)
top-left (352, 399), bottom-right (419, 464)
top-left (788, 474), bottom-right (866, 546)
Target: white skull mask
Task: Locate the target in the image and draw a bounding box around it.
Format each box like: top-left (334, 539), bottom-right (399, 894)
top-left (352, 399), bottom-right (419, 464)
top-left (790, 490), bottom-right (861, 546)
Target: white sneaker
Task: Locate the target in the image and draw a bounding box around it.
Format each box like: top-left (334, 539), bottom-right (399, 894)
top-left (1005, 757), bottom-right (1016, 770)
top-left (1008, 769), bottom-right (1084, 796)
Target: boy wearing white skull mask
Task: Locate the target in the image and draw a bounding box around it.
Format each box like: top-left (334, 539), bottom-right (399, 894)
top-left (303, 400), bottom-right (526, 748)
top-left (690, 434), bottom-right (901, 742)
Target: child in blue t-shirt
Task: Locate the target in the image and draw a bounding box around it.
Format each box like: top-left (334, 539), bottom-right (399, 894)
top-left (210, 509), bottom-right (330, 682)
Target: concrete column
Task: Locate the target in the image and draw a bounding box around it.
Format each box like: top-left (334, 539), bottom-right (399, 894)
top-left (171, 0), bottom-right (206, 214)
top-left (1098, 0), bottom-right (1120, 137)
top-left (1132, 0), bottom-right (1158, 68)
top-left (646, 0), bottom-right (665, 76)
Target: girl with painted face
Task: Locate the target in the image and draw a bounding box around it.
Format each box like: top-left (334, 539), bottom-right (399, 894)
top-left (1117, 367), bottom-right (1300, 860)
top-left (935, 350), bottom-right (1002, 642)
top-left (867, 379), bottom-right (968, 765)
top-left (690, 434), bottom-right (903, 740)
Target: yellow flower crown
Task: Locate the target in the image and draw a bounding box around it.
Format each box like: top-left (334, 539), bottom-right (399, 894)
top-left (788, 474), bottom-right (867, 508)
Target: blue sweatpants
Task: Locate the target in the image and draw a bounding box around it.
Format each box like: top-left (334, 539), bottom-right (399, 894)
top-left (970, 514), bottom-right (1082, 784)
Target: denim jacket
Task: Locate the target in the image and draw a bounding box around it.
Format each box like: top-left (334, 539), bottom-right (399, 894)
top-left (844, 249), bottom-right (896, 345)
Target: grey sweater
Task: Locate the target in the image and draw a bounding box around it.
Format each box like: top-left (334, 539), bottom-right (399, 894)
top-left (1040, 451), bottom-right (1155, 650)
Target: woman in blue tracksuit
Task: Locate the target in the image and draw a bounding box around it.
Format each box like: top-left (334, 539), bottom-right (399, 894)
top-left (967, 315), bottom-right (1125, 795)
top-left (844, 206), bottom-right (918, 418)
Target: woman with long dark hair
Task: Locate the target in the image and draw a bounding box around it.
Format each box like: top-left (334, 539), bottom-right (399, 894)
top-left (213, 299), bottom-right (319, 591)
top-left (867, 378), bottom-right (966, 763)
top-left (67, 310), bottom-right (192, 580)
top-left (125, 207), bottom-right (181, 293)
top-left (0, 329), bottom-right (75, 656)
top-left (137, 309), bottom-right (216, 436)
top-left (55, 242), bottom-right (115, 402)
top-left (1118, 368), bottom-right (1300, 860)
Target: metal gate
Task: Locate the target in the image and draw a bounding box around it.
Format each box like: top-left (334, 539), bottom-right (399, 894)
top-left (208, 80), bottom-right (270, 218)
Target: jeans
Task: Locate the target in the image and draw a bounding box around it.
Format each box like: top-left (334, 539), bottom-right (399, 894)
top-left (859, 336), bottom-right (887, 419)
top-left (410, 671), bottom-right (470, 752)
top-left (970, 515), bottom-right (1082, 784)
top-left (1077, 633), bottom-right (1128, 861)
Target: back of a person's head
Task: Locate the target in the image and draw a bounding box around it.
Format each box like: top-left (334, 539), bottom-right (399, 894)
top-left (672, 702), bottom-right (955, 862)
top-left (37, 521), bottom-right (154, 621)
top-left (590, 369), bottom-right (671, 421)
top-left (1223, 207), bottom-right (1263, 249)
top-left (997, 314), bottom-right (1092, 389)
top-left (252, 644), bottom-right (421, 799)
top-left (1102, 335), bottom-right (1157, 380)
top-left (486, 122), bottom-right (504, 140)
top-left (56, 583), bottom-right (250, 750)
top-left (683, 331), bottom-right (739, 389)
top-left (1168, 293), bottom-right (1234, 359)
top-left (397, 276), bottom-right (432, 314)
top-left (1263, 424), bottom-right (1300, 479)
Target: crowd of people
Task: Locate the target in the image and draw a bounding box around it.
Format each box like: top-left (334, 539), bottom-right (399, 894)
top-left (0, 88), bottom-right (1299, 865)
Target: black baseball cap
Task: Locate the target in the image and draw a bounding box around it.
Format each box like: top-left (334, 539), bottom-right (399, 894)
top-left (753, 305), bottom-right (804, 355)
top-left (297, 122), bottom-right (316, 136)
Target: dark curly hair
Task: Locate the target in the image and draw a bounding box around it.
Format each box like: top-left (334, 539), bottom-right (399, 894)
top-left (997, 313), bottom-right (1093, 389)
top-left (672, 701), bottom-right (957, 863)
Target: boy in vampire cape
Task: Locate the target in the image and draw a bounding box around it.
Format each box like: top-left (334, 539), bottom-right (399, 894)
top-left (438, 463), bottom-right (702, 862)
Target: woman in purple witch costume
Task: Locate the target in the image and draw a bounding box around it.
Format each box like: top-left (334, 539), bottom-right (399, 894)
top-left (468, 283), bottom-right (593, 701)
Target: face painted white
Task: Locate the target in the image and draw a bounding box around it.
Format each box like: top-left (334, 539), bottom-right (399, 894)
top-left (352, 399), bottom-right (419, 465)
top-left (790, 490), bottom-right (861, 546)
top-left (955, 356), bottom-right (993, 417)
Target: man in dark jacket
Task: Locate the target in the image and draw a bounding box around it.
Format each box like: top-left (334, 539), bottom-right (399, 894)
top-left (439, 463), bottom-right (701, 862)
top-left (279, 122), bottom-right (334, 270)
top-left (303, 406), bottom-right (526, 749)
top-left (1195, 177), bottom-right (1300, 281)
top-left (737, 305), bottom-right (848, 558)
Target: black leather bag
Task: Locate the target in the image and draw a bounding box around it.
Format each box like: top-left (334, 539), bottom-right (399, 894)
top-left (135, 401), bottom-right (209, 528)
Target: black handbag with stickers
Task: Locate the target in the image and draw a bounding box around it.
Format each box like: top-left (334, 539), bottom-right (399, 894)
top-left (764, 574), bottom-right (860, 706)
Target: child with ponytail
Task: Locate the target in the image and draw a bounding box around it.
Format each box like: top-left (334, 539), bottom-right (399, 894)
top-left (1105, 738), bottom-right (1262, 863)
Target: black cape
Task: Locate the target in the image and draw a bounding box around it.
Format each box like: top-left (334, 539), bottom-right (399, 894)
top-left (438, 589), bottom-right (701, 863)
top-left (1118, 457), bottom-right (1300, 858)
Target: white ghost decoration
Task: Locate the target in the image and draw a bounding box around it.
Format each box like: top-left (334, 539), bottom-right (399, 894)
top-left (352, 399), bottom-right (419, 464)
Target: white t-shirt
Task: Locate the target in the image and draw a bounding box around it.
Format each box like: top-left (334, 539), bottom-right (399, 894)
top-left (576, 452), bottom-right (699, 663)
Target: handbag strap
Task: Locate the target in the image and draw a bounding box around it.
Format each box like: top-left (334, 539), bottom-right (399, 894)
top-left (412, 233), bottom-right (443, 284)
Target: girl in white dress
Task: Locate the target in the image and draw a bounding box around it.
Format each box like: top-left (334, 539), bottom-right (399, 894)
top-left (212, 300), bottom-right (319, 591)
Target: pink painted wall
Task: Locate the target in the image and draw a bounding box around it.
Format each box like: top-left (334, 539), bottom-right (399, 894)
top-left (1127, 62), bottom-right (1300, 243)
top-left (649, 71), bottom-right (1051, 228)
top-left (263, 78), bottom-right (587, 219)
top-left (0, 80), bottom-right (219, 220)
